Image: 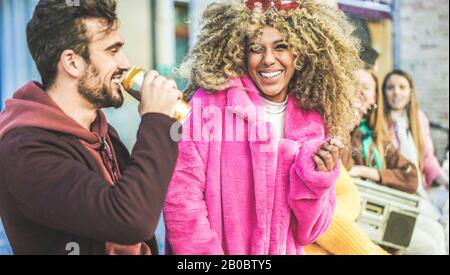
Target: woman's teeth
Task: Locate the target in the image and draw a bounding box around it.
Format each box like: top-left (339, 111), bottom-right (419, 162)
top-left (259, 71), bottom-right (282, 79)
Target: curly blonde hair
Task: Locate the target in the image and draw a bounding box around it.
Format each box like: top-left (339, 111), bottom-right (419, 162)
top-left (181, 0), bottom-right (362, 138)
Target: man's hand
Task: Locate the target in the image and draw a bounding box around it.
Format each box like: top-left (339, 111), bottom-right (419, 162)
top-left (139, 70), bottom-right (183, 119)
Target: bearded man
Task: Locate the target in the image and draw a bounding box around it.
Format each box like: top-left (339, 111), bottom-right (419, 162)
top-left (0, 0), bottom-right (182, 255)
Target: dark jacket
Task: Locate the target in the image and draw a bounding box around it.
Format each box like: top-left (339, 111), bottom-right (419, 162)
top-left (0, 83), bottom-right (179, 255)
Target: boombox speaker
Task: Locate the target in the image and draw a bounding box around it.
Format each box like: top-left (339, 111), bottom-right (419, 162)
top-left (353, 178), bottom-right (421, 251)
top-left (383, 211), bottom-right (417, 248)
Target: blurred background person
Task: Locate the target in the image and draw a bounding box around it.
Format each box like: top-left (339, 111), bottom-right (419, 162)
top-left (383, 70), bottom-right (449, 191)
top-left (382, 69), bottom-right (449, 254)
top-left (348, 67), bottom-right (418, 194)
top-left (305, 72), bottom-right (389, 255)
top-left (349, 66), bottom-right (446, 255)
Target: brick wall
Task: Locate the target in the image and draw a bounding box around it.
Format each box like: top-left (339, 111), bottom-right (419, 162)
top-left (397, 0), bottom-right (449, 162)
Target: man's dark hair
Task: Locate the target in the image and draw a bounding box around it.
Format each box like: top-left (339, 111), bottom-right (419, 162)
top-left (360, 44), bottom-right (379, 67)
top-left (349, 17), bottom-right (379, 66)
top-left (27, 0), bottom-right (118, 90)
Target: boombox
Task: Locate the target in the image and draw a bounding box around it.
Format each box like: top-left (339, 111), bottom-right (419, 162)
top-left (353, 178), bottom-right (421, 251)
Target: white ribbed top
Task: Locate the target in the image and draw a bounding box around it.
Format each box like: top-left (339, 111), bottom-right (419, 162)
top-left (260, 96), bottom-right (288, 139)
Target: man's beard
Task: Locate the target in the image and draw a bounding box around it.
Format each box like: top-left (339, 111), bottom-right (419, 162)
top-left (78, 64), bottom-right (124, 109)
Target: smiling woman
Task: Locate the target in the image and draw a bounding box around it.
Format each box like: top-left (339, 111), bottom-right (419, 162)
top-left (164, 0), bottom-right (361, 255)
top-left (247, 27), bottom-right (296, 104)
top-left (181, 0), bottom-right (362, 138)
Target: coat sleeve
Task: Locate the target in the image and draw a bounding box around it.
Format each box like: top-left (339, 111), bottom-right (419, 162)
top-left (419, 111), bottom-right (446, 187)
top-left (379, 144), bottom-right (419, 194)
top-left (163, 119), bottom-right (224, 255)
top-left (2, 113), bottom-right (178, 246)
top-left (284, 117), bottom-right (339, 246)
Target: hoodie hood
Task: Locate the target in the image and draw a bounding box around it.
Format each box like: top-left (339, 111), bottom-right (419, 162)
top-left (0, 81), bottom-right (108, 143)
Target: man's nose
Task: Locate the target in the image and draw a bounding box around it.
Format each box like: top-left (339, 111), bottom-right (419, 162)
top-left (117, 51), bottom-right (131, 71)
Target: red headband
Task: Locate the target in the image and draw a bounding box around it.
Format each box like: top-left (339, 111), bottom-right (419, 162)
top-left (244, 0), bottom-right (302, 13)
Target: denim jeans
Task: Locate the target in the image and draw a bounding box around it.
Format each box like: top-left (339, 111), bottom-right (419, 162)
top-left (0, 219), bottom-right (12, 255)
top-left (155, 213), bottom-right (166, 255)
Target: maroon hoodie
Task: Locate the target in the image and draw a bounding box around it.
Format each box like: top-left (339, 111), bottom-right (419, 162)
top-left (0, 82), bottom-right (108, 142)
top-left (0, 82), bottom-right (120, 186)
top-left (0, 82), bottom-right (179, 255)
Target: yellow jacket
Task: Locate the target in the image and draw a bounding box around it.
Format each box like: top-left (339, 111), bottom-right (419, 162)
top-left (304, 166), bottom-right (390, 255)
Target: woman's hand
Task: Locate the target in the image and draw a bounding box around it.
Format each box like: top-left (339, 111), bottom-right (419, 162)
top-left (349, 165), bottom-right (381, 182)
top-left (313, 138), bottom-right (344, 172)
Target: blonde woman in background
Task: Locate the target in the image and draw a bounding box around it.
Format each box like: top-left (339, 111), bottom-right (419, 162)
top-left (305, 67), bottom-right (390, 255)
top-left (382, 70), bottom-right (448, 254)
